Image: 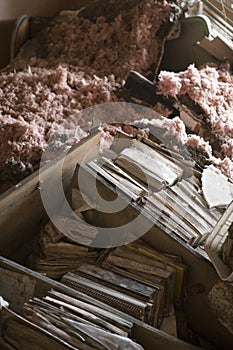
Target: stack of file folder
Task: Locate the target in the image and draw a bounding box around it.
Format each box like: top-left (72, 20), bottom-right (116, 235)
top-left (32, 217), bottom-right (100, 279)
top-left (2, 288), bottom-right (144, 350)
top-left (77, 135), bottom-right (223, 250)
top-left (140, 177), bottom-right (222, 248)
top-left (60, 240), bottom-right (187, 329)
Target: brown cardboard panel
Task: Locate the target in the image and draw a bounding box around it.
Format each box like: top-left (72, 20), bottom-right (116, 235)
top-left (0, 131), bottom-right (101, 261)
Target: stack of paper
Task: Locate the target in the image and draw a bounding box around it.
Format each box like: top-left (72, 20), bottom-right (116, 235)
top-left (60, 240), bottom-right (187, 330)
top-left (2, 289), bottom-right (144, 350)
top-left (115, 140), bottom-right (184, 190)
top-left (141, 178), bottom-right (222, 247)
top-left (33, 218), bottom-right (100, 279)
top-left (61, 263), bottom-right (160, 327)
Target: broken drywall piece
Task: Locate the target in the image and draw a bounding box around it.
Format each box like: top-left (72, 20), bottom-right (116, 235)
top-left (202, 165), bottom-right (233, 209)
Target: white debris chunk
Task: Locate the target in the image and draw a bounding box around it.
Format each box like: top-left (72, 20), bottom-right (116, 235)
top-left (0, 296), bottom-right (9, 310)
top-left (202, 165), bottom-right (233, 209)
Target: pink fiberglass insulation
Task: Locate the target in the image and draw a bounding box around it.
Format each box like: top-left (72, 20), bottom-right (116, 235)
top-left (136, 116), bottom-right (211, 153)
top-left (221, 139), bottom-right (233, 160)
top-left (157, 64), bottom-right (233, 180)
top-left (158, 64), bottom-right (233, 138)
top-left (211, 157), bottom-right (233, 182)
top-left (135, 116), bottom-right (188, 144)
top-left (185, 134), bottom-right (212, 156)
top-left (0, 64), bottom-right (157, 193)
top-left (6, 1), bottom-right (232, 192)
top-left (12, 0), bottom-right (176, 81)
top-left (0, 0), bottom-right (185, 193)
top-left (0, 66), bottom-right (122, 192)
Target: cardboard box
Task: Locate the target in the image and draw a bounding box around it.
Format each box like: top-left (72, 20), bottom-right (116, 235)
top-left (0, 251), bottom-right (200, 350)
top-left (0, 132), bottom-right (203, 350)
top-left (0, 131), bottom-right (232, 349)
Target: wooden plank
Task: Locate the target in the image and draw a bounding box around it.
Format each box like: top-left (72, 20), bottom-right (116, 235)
top-left (0, 131), bottom-right (101, 261)
top-left (196, 36), bottom-right (233, 63)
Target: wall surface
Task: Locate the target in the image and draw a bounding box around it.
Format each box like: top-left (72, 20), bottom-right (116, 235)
top-left (0, 0), bottom-right (91, 19)
top-left (0, 0), bottom-right (91, 68)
